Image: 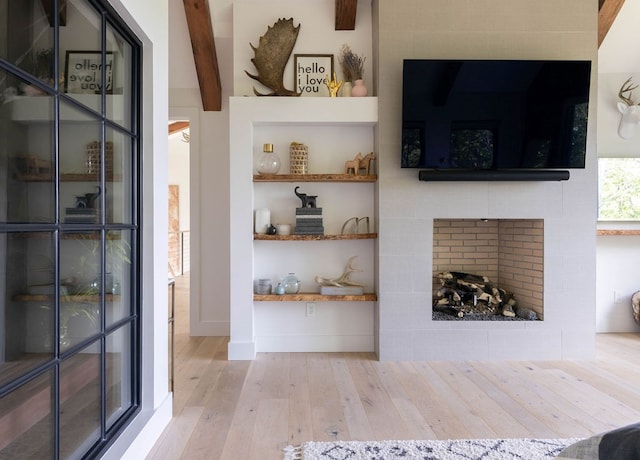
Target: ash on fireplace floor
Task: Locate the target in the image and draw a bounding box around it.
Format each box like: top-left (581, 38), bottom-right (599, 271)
top-left (432, 312), bottom-right (533, 321)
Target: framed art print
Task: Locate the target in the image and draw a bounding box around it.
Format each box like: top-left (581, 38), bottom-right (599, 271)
top-left (64, 51), bottom-right (114, 94)
top-left (294, 54), bottom-right (334, 97)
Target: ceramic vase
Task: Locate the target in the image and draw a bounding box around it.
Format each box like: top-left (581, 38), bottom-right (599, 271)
top-left (351, 79), bottom-right (368, 97)
top-left (341, 81), bottom-right (352, 97)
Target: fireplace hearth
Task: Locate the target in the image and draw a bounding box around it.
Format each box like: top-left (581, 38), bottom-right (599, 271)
top-left (432, 219), bottom-right (544, 321)
top-left (433, 270), bottom-right (540, 320)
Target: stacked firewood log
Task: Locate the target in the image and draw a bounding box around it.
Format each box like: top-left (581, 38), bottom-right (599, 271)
top-left (433, 271), bottom-right (538, 320)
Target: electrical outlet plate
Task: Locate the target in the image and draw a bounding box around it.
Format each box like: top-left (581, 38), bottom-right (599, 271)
top-left (614, 291), bottom-right (624, 304)
top-left (306, 302), bottom-right (315, 317)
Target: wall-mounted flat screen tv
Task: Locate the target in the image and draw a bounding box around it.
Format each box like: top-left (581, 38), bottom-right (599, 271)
top-left (401, 59), bottom-right (592, 172)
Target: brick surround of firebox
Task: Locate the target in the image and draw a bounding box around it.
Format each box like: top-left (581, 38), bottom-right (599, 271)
top-left (433, 219), bottom-right (544, 318)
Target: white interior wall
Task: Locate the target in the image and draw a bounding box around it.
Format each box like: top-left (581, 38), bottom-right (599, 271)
top-left (168, 0), bottom-right (234, 336)
top-left (228, 1), bottom-right (376, 356)
top-left (595, 0), bottom-right (640, 334)
top-left (594, 74), bottom-right (640, 333)
top-left (167, 0), bottom-right (640, 354)
top-left (233, 0), bottom-right (373, 97)
top-left (376, 0), bottom-right (598, 361)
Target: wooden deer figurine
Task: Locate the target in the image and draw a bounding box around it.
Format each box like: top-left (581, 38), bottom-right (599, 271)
top-left (345, 152), bottom-right (363, 174)
top-left (358, 152), bottom-right (376, 175)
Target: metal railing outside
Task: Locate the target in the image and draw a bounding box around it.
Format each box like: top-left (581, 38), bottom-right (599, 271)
top-left (169, 230), bottom-right (190, 275)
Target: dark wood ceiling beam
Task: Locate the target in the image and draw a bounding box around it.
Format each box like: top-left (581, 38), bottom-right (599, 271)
top-left (335, 0), bottom-right (357, 30)
top-left (183, 0), bottom-right (222, 111)
top-left (168, 121), bottom-right (190, 135)
top-left (599, 0), bottom-right (625, 47)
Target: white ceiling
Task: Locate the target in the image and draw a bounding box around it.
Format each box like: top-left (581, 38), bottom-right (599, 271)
top-left (599, 0), bottom-right (640, 73)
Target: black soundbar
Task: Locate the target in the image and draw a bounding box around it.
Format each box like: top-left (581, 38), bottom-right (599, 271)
top-left (418, 169), bottom-right (570, 182)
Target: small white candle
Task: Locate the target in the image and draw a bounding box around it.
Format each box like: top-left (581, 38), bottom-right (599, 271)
top-left (255, 208), bottom-right (270, 234)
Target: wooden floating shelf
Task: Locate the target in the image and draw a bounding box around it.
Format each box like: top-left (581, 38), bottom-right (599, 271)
top-left (254, 233), bottom-right (377, 241)
top-left (597, 229), bottom-right (640, 236)
top-left (253, 173), bottom-right (376, 183)
top-left (14, 294), bottom-right (120, 302)
top-left (254, 292), bottom-right (377, 302)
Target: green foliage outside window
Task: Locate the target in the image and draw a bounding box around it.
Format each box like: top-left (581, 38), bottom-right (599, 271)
top-left (599, 158), bottom-right (640, 220)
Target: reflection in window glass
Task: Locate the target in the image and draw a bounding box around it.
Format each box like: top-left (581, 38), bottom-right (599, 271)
top-left (1, 232), bottom-right (55, 387)
top-left (106, 23), bottom-right (133, 129)
top-left (0, 70), bottom-right (55, 223)
top-left (60, 231), bottom-right (102, 351)
top-left (0, 369), bottom-right (55, 458)
top-left (59, 349), bottom-right (101, 458)
top-left (598, 158), bottom-right (640, 220)
top-left (0, 1), bottom-right (54, 86)
top-left (60, 0), bottom-right (102, 112)
top-left (106, 127), bottom-right (134, 224)
top-left (106, 323), bottom-right (133, 428)
top-left (106, 230), bottom-right (132, 326)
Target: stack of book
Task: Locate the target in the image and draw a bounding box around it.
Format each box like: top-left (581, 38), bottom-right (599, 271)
top-left (294, 207), bottom-right (324, 235)
top-left (65, 207), bottom-right (98, 223)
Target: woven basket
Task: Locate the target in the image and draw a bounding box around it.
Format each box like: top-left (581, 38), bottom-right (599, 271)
top-left (85, 141), bottom-right (114, 176)
top-left (289, 142), bottom-right (308, 174)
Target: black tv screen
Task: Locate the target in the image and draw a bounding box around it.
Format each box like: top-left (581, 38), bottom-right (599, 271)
top-left (401, 59), bottom-right (591, 170)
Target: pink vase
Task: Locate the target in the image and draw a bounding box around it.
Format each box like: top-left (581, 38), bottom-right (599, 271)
top-left (351, 79), bottom-right (368, 97)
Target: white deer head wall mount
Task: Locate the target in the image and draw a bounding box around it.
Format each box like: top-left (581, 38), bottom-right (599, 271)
top-left (617, 77), bottom-right (640, 140)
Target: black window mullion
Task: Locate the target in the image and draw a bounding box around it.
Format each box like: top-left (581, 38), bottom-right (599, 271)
top-left (53, 362), bottom-right (60, 460)
top-left (99, 10), bottom-right (109, 442)
top-left (53, 1), bottom-right (62, 458)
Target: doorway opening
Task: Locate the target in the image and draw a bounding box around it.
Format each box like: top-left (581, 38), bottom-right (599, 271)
top-left (168, 120), bottom-right (191, 386)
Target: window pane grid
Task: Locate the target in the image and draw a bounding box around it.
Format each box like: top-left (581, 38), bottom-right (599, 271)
top-left (0, 0), bottom-right (140, 457)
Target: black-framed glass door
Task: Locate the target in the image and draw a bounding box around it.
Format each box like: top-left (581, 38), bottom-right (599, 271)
top-left (0, 1), bottom-right (141, 458)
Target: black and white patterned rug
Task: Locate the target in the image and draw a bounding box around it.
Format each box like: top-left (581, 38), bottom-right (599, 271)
top-left (283, 438), bottom-right (581, 460)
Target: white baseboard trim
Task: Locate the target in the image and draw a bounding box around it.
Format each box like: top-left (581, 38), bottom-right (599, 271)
top-left (256, 334), bottom-right (375, 353)
top-left (189, 320), bottom-right (229, 336)
top-left (106, 393), bottom-right (173, 460)
top-left (227, 340), bottom-right (257, 360)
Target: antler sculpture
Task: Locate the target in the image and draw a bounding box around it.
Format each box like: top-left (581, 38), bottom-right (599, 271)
top-left (315, 256), bottom-right (365, 287)
top-left (618, 77), bottom-right (639, 105)
top-left (245, 18), bottom-right (301, 97)
top-left (617, 77), bottom-right (640, 139)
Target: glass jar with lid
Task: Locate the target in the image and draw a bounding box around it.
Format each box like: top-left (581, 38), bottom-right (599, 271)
top-left (256, 143), bottom-right (281, 175)
top-left (282, 273), bottom-right (300, 294)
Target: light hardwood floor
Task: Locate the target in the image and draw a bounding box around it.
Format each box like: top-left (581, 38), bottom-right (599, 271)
top-left (148, 274), bottom-right (640, 459)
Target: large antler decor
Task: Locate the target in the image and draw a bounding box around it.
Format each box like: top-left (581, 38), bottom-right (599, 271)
top-left (617, 77), bottom-right (640, 139)
top-left (245, 18), bottom-right (301, 97)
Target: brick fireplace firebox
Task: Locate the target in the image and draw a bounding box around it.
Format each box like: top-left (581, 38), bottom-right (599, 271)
top-left (433, 218), bottom-right (544, 318)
